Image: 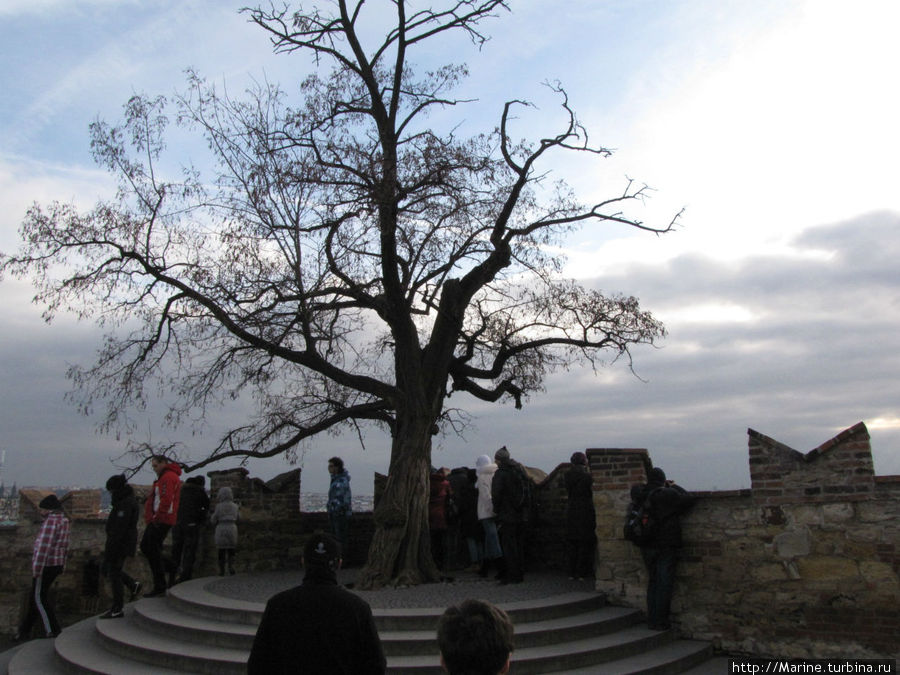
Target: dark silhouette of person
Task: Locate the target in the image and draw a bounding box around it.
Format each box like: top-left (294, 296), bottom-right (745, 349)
top-left (248, 533), bottom-right (385, 674)
top-left (635, 467), bottom-right (695, 630)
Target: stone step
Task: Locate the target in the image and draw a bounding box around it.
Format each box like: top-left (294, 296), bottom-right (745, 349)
top-left (133, 598), bottom-right (257, 650)
top-left (51, 614), bottom-right (176, 675)
top-left (133, 591), bottom-right (635, 658)
top-left (545, 640), bottom-right (715, 675)
top-left (379, 606), bottom-right (642, 657)
top-left (93, 606), bottom-right (247, 674)
top-left (5, 575), bottom-right (715, 675)
top-left (387, 625), bottom-right (677, 673)
top-left (166, 578), bottom-right (262, 626)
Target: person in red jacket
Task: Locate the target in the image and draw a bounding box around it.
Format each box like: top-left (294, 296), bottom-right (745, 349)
top-left (140, 455), bottom-right (182, 597)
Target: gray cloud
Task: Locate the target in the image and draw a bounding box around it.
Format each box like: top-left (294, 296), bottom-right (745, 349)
top-left (2, 213), bottom-right (899, 494)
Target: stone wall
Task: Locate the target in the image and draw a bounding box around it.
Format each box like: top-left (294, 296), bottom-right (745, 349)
top-left (2, 421), bottom-right (896, 659)
top-left (0, 467), bottom-right (375, 637)
top-left (589, 422), bottom-right (900, 659)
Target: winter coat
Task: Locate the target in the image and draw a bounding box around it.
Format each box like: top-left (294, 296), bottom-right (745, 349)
top-left (327, 471), bottom-right (352, 517)
top-left (491, 458), bottom-right (526, 524)
top-left (210, 487), bottom-right (239, 549)
top-left (453, 469), bottom-right (481, 540)
top-left (105, 484), bottom-right (139, 559)
top-left (641, 479), bottom-right (696, 548)
top-left (144, 462), bottom-right (183, 526)
top-left (564, 465), bottom-right (596, 541)
top-left (475, 456), bottom-right (497, 521)
top-left (248, 570), bottom-right (386, 675)
top-left (428, 471), bottom-right (452, 532)
top-left (176, 478), bottom-right (210, 527)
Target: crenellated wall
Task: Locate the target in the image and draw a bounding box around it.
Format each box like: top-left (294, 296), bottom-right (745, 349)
top-left (586, 423), bottom-right (899, 659)
top-left (1, 422), bottom-right (896, 659)
top-left (0, 467), bottom-right (376, 638)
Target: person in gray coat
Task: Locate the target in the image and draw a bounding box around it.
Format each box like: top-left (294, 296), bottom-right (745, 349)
top-left (210, 487), bottom-right (239, 575)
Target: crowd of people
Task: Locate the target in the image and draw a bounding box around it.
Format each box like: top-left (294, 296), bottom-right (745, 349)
top-left (10, 448), bottom-right (695, 673)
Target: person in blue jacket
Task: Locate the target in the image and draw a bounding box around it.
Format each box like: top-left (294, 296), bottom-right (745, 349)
top-left (327, 457), bottom-right (352, 546)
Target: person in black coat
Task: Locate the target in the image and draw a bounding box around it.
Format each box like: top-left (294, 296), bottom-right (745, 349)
top-left (171, 475), bottom-right (210, 584)
top-left (490, 447), bottom-right (527, 584)
top-left (247, 533), bottom-right (386, 675)
top-left (564, 452), bottom-right (596, 580)
top-left (636, 467), bottom-right (695, 630)
top-left (100, 474), bottom-right (141, 619)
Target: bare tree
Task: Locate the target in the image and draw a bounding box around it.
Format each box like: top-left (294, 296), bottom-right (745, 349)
top-left (1, 1), bottom-right (676, 587)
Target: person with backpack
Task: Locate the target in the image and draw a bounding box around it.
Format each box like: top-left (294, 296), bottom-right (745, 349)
top-left (630, 467), bottom-right (695, 630)
top-left (490, 446), bottom-right (529, 584)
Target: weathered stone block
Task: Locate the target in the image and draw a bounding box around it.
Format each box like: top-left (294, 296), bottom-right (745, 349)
top-left (774, 528), bottom-right (811, 558)
top-left (751, 562), bottom-right (789, 583)
top-left (796, 555), bottom-right (859, 581)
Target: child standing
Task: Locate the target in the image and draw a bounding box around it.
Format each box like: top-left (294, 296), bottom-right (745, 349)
top-left (210, 487), bottom-right (239, 575)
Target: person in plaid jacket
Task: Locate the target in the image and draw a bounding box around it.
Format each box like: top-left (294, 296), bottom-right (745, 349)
top-left (15, 494), bottom-right (70, 641)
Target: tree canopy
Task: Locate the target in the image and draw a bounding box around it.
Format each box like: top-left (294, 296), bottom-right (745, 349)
top-left (0, 0), bottom-right (677, 586)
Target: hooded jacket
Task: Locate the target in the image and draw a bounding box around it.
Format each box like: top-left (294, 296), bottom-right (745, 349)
top-left (105, 483), bottom-right (139, 558)
top-left (475, 455), bottom-right (498, 521)
top-left (641, 470), bottom-right (695, 548)
top-left (144, 461), bottom-right (183, 526)
top-left (211, 487), bottom-right (240, 549)
top-left (327, 470), bottom-right (352, 518)
top-left (176, 477), bottom-right (210, 527)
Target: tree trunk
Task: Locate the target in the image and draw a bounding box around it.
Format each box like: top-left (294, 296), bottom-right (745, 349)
top-left (357, 417), bottom-right (440, 589)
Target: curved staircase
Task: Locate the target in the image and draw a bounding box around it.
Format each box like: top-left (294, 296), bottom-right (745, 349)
top-left (6, 577), bottom-right (713, 674)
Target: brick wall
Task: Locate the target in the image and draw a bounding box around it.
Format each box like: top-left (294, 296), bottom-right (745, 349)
top-left (589, 423), bottom-right (900, 659)
top-left (2, 421), bottom-right (897, 659)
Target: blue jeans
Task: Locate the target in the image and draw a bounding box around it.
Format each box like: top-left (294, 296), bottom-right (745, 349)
top-left (480, 518), bottom-right (502, 559)
top-left (641, 545), bottom-right (678, 628)
top-left (329, 512), bottom-right (349, 547)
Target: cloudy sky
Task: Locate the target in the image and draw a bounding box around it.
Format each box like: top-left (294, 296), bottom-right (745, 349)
top-left (1, 0), bottom-right (899, 495)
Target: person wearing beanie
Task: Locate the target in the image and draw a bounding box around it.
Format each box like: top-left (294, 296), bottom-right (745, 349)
top-left (475, 455), bottom-right (503, 579)
top-left (635, 466), bottom-right (695, 630)
top-left (140, 455), bottom-right (182, 597)
top-left (100, 474), bottom-right (142, 619)
top-left (15, 492), bottom-right (70, 640)
top-left (248, 533), bottom-right (386, 674)
top-left (490, 446), bottom-right (528, 584)
top-left (171, 475), bottom-right (210, 584)
top-left (564, 452), bottom-right (596, 580)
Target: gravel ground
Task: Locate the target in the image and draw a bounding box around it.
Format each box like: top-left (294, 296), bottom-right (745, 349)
top-left (205, 568), bottom-right (599, 609)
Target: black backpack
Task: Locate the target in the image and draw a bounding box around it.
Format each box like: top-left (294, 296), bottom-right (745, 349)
top-left (623, 487), bottom-right (661, 545)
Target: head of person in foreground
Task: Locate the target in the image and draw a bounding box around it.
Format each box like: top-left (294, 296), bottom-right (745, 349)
top-left (437, 598), bottom-right (514, 675)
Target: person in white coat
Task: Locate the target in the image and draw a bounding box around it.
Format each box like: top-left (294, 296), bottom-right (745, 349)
top-left (475, 455), bottom-right (504, 578)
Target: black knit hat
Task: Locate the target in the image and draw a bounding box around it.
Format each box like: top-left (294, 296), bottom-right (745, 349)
top-left (39, 494), bottom-right (62, 511)
top-left (570, 451), bottom-right (587, 466)
top-left (648, 467), bottom-right (667, 484)
top-left (303, 533), bottom-right (342, 569)
top-left (106, 474), bottom-right (127, 492)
